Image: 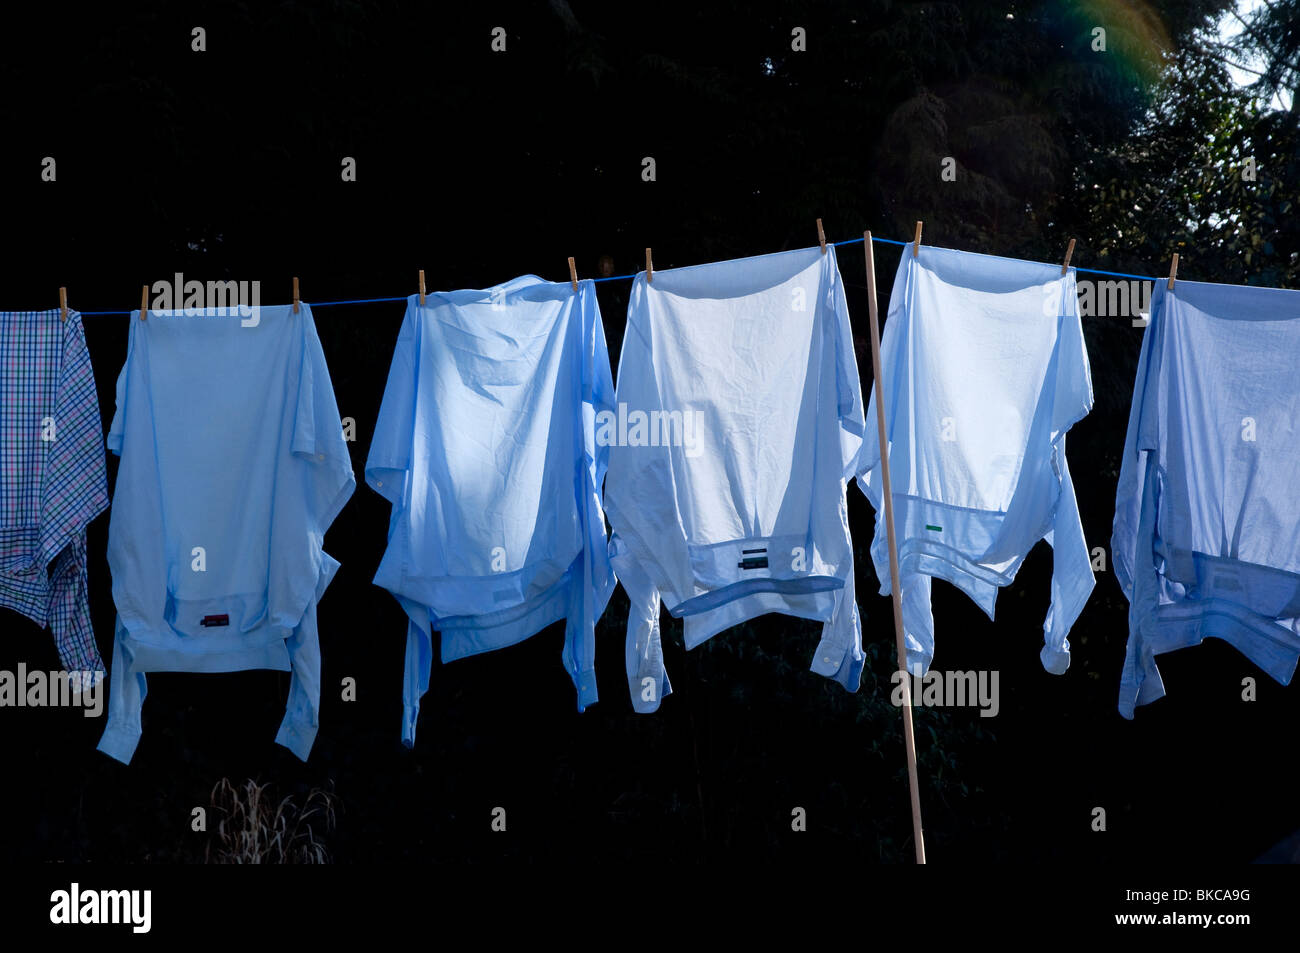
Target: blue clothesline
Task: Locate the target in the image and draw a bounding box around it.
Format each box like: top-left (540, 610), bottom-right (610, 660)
top-left (75, 233), bottom-right (1161, 315)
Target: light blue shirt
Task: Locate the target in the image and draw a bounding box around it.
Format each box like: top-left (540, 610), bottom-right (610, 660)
top-left (97, 303), bottom-right (355, 764)
top-left (857, 245), bottom-right (1095, 676)
top-left (367, 279), bottom-right (616, 746)
top-left (605, 245), bottom-right (867, 713)
top-left (1113, 278), bottom-right (1300, 717)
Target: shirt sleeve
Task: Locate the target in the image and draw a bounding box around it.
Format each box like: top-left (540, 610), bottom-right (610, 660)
top-left (1112, 285), bottom-right (1165, 599)
top-left (274, 595), bottom-right (323, 761)
top-left (828, 247), bottom-right (867, 477)
top-left (584, 280), bottom-right (617, 502)
top-left (855, 250), bottom-right (913, 500)
top-left (365, 299), bottom-right (419, 507)
top-left (365, 301), bottom-right (433, 744)
top-left (41, 313), bottom-right (110, 674)
top-left (605, 279), bottom-right (685, 712)
top-left (563, 280), bottom-right (617, 711)
top-left (1041, 435), bottom-right (1095, 674)
top-left (275, 306), bottom-right (354, 761)
top-left (39, 313), bottom-right (109, 571)
top-left (47, 534), bottom-right (102, 675)
top-left (291, 306), bottom-right (356, 535)
top-left (611, 534), bottom-right (672, 713)
top-left (1050, 270), bottom-right (1096, 441)
top-left (96, 617), bottom-right (149, 764)
top-left (1037, 274), bottom-right (1097, 673)
top-left (808, 248), bottom-right (866, 690)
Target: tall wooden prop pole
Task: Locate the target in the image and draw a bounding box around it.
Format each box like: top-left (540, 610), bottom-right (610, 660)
top-left (864, 231), bottom-right (927, 864)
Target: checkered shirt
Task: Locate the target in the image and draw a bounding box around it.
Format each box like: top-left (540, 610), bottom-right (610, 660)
top-left (0, 309), bottom-right (109, 675)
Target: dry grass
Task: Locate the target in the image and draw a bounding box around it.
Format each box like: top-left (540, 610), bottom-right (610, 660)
top-left (204, 778), bottom-right (338, 864)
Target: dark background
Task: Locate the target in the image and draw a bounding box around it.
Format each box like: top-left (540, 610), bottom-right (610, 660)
top-left (1, 0), bottom-right (1298, 865)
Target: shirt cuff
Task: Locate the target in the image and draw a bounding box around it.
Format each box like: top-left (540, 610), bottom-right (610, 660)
top-left (275, 718), bottom-right (317, 762)
top-left (97, 723), bottom-right (141, 765)
top-left (574, 668), bottom-right (598, 712)
top-left (1040, 642), bottom-right (1071, 675)
top-left (401, 704), bottom-right (420, 748)
top-left (630, 672), bottom-right (670, 713)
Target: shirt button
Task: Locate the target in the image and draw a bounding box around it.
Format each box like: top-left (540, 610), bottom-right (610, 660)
top-left (318, 453), bottom-right (325, 460)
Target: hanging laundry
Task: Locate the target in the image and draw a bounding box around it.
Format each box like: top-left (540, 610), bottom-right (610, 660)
top-left (605, 245), bottom-right (867, 712)
top-left (367, 277), bottom-right (616, 746)
top-left (97, 303), bottom-right (354, 764)
top-left (0, 309), bottom-right (109, 684)
top-left (1113, 278), bottom-right (1300, 717)
top-left (858, 245), bottom-right (1095, 676)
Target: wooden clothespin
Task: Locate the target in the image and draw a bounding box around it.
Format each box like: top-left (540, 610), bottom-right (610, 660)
top-left (817, 218), bottom-right (827, 255)
top-left (568, 257), bottom-right (578, 291)
top-left (59, 287), bottom-right (67, 323)
top-left (1167, 253), bottom-right (1179, 290)
top-left (646, 248), bottom-right (653, 284)
top-left (292, 277), bottom-right (300, 314)
top-left (140, 285), bottom-right (149, 321)
top-left (913, 221), bottom-right (923, 258)
top-left (418, 269), bottom-right (426, 307)
top-left (1062, 238), bottom-right (1076, 275)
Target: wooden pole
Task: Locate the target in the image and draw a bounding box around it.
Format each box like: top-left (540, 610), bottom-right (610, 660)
top-left (865, 230), bottom-right (927, 864)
